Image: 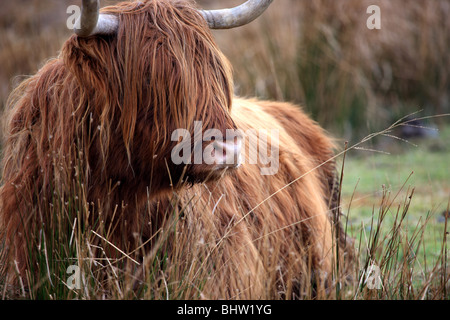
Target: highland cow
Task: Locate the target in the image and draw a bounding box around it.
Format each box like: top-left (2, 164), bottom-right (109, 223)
top-left (0, 0), bottom-right (351, 299)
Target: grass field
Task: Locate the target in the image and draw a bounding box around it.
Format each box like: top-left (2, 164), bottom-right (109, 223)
top-left (336, 123), bottom-right (449, 299)
top-left (341, 125), bottom-right (449, 248)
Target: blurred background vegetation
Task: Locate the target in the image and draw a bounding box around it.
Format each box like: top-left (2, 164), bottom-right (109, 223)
top-left (206, 0), bottom-right (449, 140)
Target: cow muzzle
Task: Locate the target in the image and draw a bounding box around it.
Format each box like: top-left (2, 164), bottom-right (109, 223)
top-left (210, 136), bottom-right (243, 169)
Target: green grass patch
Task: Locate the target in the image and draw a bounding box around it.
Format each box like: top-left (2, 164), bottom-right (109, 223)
top-left (339, 125), bottom-right (449, 298)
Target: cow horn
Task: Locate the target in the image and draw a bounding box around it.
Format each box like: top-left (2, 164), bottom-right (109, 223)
top-left (74, 0), bottom-right (273, 37)
top-left (200, 0), bottom-right (273, 29)
top-left (74, 0), bottom-right (118, 37)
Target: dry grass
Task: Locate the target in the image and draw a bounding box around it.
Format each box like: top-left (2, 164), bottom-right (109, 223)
top-left (1, 114), bottom-right (448, 300)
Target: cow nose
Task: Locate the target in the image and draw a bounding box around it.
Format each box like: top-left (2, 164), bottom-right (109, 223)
top-left (213, 137), bottom-right (242, 168)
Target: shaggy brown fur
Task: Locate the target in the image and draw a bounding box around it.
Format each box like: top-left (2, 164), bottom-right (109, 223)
top-left (149, 99), bottom-right (353, 298)
top-left (0, 0), bottom-right (351, 298)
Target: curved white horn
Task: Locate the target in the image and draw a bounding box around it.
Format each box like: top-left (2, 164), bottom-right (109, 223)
top-left (74, 0), bottom-right (118, 37)
top-left (200, 0), bottom-right (273, 29)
